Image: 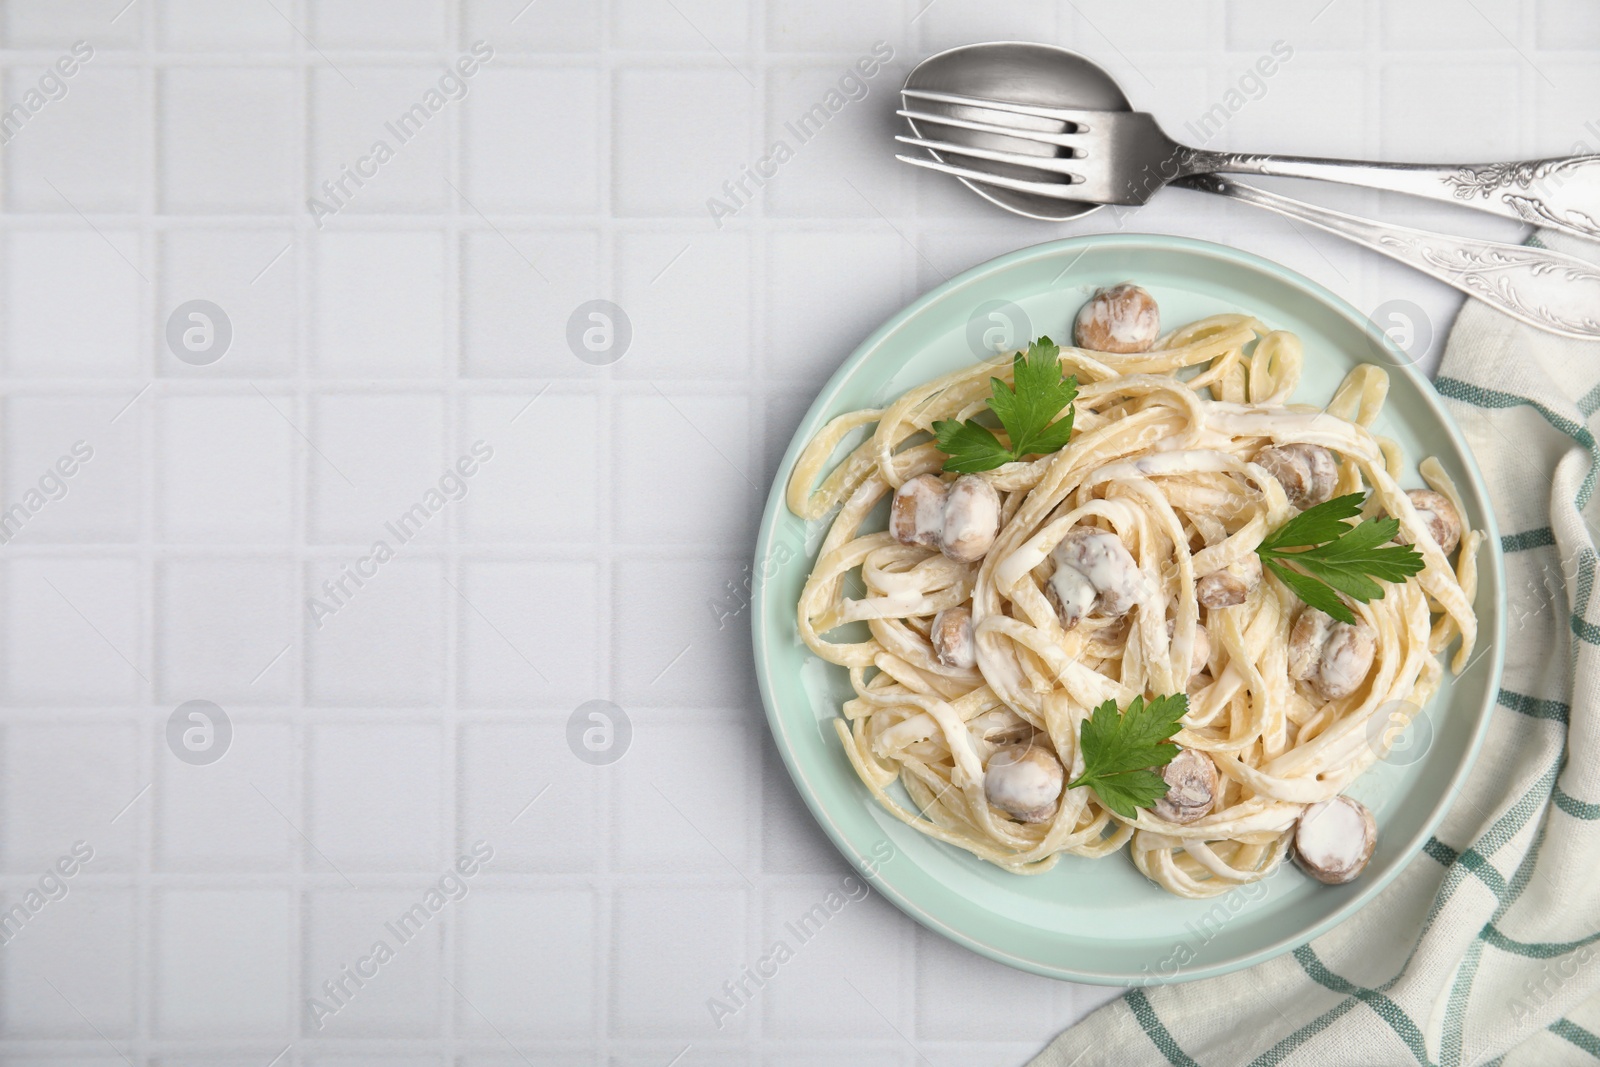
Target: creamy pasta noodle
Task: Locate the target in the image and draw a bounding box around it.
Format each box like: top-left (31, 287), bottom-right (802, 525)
top-left (785, 284), bottom-right (1481, 898)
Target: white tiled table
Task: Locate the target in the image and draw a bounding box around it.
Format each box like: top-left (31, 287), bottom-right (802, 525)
top-left (1, 0), bottom-right (1594, 1063)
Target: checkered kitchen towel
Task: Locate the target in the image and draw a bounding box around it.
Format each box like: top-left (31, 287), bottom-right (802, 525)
top-left (1031, 230), bottom-right (1600, 1067)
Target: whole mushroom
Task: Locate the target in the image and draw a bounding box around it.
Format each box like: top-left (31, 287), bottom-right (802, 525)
top-left (1288, 607), bottom-right (1376, 701)
top-left (1255, 443), bottom-right (1339, 510)
top-left (984, 743), bottom-right (1065, 824)
top-left (1046, 526), bottom-right (1150, 630)
top-left (1399, 489), bottom-right (1461, 556)
top-left (889, 472), bottom-right (946, 550)
top-left (1073, 283), bottom-right (1161, 354)
top-left (941, 475), bottom-right (1002, 563)
top-left (1151, 747), bottom-right (1219, 825)
top-left (1293, 795), bottom-right (1376, 885)
top-left (888, 473), bottom-right (1001, 563)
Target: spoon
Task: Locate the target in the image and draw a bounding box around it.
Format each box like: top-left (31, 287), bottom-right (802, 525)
top-left (900, 41), bottom-right (1600, 241)
top-left (899, 42), bottom-right (1600, 341)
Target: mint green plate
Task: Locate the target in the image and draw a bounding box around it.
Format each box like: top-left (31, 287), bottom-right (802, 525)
top-left (751, 234), bottom-right (1504, 984)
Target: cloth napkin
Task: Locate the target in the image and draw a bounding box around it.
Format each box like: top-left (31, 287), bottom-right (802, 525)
top-left (1030, 229), bottom-right (1600, 1067)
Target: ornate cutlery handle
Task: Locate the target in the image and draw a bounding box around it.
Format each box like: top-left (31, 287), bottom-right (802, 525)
top-left (1183, 149), bottom-right (1600, 245)
top-left (1178, 174), bottom-right (1600, 341)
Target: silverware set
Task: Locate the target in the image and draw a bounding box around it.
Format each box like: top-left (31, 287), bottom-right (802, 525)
top-left (895, 42), bottom-right (1600, 341)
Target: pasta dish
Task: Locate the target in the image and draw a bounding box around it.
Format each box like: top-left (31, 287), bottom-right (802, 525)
top-left (785, 283), bottom-right (1481, 898)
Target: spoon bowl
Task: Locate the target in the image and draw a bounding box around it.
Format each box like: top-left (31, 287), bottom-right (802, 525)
top-left (902, 41), bottom-right (1129, 222)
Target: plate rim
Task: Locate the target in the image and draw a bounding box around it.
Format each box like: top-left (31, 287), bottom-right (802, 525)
top-left (750, 231), bottom-right (1506, 985)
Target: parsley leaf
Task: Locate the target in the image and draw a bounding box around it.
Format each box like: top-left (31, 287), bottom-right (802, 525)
top-left (986, 336), bottom-right (1078, 457)
top-left (932, 420), bottom-right (1014, 474)
top-left (1261, 558), bottom-right (1351, 621)
top-left (1066, 693), bottom-right (1187, 819)
top-left (1256, 492), bottom-right (1427, 625)
top-left (1256, 492), bottom-right (1364, 548)
top-left (932, 337), bottom-right (1077, 473)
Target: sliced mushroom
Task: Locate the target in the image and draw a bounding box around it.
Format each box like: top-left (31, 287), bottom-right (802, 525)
top-left (1044, 561), bottom-right (1098, 630)
top-left (1073, 283), bottom-right (1161, 354)
top-left (1046, 526), bottom-right (1149, 631)
top-left (1152, 747), bottom-right (1219, 825)
top-left (1196, 553), bottom-right (1263, 609)
top-left (1285, 607), bottom-right (1328, 682)
top-left (930, 606), bottom-right (976, 669)
top-left (1288, 608), bottom-right (1376, 701)
top-left (1196, 572), bottom-right (1247, 609)
top-left (890, 473), bottom-right (946, 549)
top-left (984, 743), bottom-right (1065, 824)
top-left (1292, 795), bottom-right (1376, 885)
top-left (940, 475), bottom-right (1001, 563)
top-left (1400, 489), bottom-right (1461, 556)
top-left (1255, 443), bottom-right (1338, 510)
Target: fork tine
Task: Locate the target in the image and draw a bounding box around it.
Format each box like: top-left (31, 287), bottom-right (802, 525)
top-left (900, 88), bottom-right (1106, 127)
top-left (896, 154), bottom-right (1096, 202)
top-left (895, 109), bottom-right (1085, 149)
top-left (894, 135), bottom-right (1083, 178)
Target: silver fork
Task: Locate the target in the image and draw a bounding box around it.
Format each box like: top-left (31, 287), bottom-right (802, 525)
top-left (896, 88), bottom-right (1600, 242)
top-left (896, 93), bottom-right (1600, 341)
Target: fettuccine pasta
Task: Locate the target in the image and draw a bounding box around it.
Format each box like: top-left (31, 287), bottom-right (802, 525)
top-left (786, 288), bottom-right (1481, 898)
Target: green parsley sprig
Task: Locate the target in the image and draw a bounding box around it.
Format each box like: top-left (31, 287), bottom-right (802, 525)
top-left (1255, 493), bottom-right (1426, 625)
top-left (932, 337), bottom-right (1078, 474)
top-left (1066, 693), bottom-right (1187, 819)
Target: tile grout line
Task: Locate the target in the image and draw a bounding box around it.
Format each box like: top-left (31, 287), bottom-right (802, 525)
top-left (598, 0), bottom-right (618, 1058)
top-left (0, 44), bottom-right (1574, 56)
top-left (287, 0), bottom-right (313, 1052)
top-left (134, 0), bottom-right (158, 1056)
top-left (442, 0), bottom-right (464, 1054)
